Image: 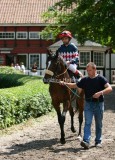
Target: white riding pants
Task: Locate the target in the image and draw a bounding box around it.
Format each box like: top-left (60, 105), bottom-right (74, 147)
top-left (68, 64), bottom-right (77, 73)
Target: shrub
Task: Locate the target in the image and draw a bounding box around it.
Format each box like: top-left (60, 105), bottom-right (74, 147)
top-left (0, 66), bottom-right (21, 74)
top-left (0, 68), bottom-right (52, 128)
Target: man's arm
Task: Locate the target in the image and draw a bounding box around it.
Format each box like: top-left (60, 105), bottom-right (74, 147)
top-left (60, 81), bottom-right (83, 94)
top-left (60, 81), bottom-right (77, 88)
top-left (93, 83), bottom-right (112, 98)
top-left (103, 83), bottom-right (113, 94)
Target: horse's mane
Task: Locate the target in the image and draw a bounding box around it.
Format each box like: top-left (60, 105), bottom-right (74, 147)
top-left (57, 55), bottom-right (67, 68)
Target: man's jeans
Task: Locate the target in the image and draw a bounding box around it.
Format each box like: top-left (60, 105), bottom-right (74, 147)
top-left (83, 101), bottom-right (104, 144)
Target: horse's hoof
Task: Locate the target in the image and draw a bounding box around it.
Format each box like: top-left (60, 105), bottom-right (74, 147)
top-left (77, 135), bottom-right (82, 141)
top-left (71, 127), bottom-right (76, 133)
top-left (60, 138), bottom-right (66, 144)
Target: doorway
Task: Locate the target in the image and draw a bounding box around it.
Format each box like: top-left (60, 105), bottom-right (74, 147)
top-left (17, 54), bottom-right (27, 69)
top-left (6, 54), bottom-right (14, 66)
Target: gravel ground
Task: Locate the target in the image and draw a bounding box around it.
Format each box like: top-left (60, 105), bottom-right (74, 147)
top-left (0, 87), bottom-right (115, 160)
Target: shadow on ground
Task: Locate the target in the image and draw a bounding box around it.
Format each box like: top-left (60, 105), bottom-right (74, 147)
top-left (0, 138), bottom-right (58, 155)
top-left (0, 136), bottom-right (86, 156)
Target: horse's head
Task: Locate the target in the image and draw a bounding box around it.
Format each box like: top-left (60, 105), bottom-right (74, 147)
top-left (43, 51), bottom-right (67, 84)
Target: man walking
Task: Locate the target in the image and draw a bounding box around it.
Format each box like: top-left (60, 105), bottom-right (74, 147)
top-left (60, 62), bottom-right (112, 149)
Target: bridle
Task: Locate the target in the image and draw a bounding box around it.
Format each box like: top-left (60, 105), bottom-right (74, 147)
top-left (44, 68), bottom-right (68, 78)
top-left (45, 57), bottom-right (68, 78)
top-left (44, 57), bottom-right (81, 99)
top-left (55, 68), bottom-right (68, 78)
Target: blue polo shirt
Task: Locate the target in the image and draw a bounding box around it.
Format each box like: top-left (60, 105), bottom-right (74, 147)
top-left (77, 75), bottom-right (108, 102)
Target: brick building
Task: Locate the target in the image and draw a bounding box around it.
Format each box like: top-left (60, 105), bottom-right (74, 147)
top-left (0, 0), bottom-right (59, 75)
top-left (0, 0), bottom-right (115, 83)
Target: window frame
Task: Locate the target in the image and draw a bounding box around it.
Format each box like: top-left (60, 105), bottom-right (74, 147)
top-left (16, 32), bottom-right (27, 39)
top-left (79, 51), bottom-right (91, 67)
top-left (29, 54), bottom-right (40, 69)
top-left (29, 32), bottom-right (40, 39)
top-left (93, 51), bottom-right (104, 67)
top-left (0, 32), bottom-right (15, 39)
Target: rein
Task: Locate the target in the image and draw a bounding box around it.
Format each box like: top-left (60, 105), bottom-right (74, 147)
top-left (44, 68), bottom-right (68, 78)
top-left (49, 79), bottom-right (81, 99)
top-left (45, 57), bottom-right (80, 98)
top-left (55, 68), bottom-right (68, 78)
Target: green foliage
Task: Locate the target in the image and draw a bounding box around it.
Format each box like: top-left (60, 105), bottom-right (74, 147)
top-left (0, 71), bottom-right (52, 129)
top-left (0, 93), bottom-right (52, 128)
top-left (43, 0), bottom-right (115, 47)
top-left (0, 74), bottom-right (24, 88)
top-left (0, 66), bottom-right (21, 74)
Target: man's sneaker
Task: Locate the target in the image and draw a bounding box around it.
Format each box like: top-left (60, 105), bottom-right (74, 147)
top-left (80, 141), bottom-right (89, 149)
top-left (95, 143), bottom-right (102, 148)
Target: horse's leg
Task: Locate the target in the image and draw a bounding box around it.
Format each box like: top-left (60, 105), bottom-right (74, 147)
top-left (58, 111), bottom-right (66, 144)
top-left (73, 89), bottom-right (84, 139)
top-left (78, 109), bottom-right (83, 136)
top-left (59, 101), bottom-right (70, 144)
top-left (77, 98), bottom-right (84, 139)
top-left (52, 101), bottom-right (66, 144)
top-left (68, 105), bottom-right (76, 133)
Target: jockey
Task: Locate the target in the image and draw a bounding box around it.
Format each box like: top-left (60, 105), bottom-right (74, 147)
top-left (57, 30), bottom-right (83, 80)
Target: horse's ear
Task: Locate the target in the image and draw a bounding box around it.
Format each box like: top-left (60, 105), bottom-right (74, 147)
top-left (47, 49), bottom-right (54, 60)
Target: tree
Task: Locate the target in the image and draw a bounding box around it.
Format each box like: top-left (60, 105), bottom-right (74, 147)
top-left (43, 0), bottom-right (115, 47)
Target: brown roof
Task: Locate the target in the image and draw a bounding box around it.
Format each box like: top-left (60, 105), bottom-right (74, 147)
top-left (0, 0), bottom-right (60, 25)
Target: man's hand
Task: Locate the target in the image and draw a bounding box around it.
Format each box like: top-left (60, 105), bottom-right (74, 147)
top-left (59, 81), bottom-right (66, 86)
top-left (93, 91), bottom-right (103, 98)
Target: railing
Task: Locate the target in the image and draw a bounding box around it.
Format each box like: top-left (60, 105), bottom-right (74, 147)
top-left (25, 70), bottom-right (45, 77)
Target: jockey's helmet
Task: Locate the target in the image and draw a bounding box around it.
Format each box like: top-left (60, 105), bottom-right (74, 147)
top-left (59, 30), bottom-right (72, 39)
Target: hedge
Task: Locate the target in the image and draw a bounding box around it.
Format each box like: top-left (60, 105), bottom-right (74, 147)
top-left (0, 67), bottom-right (52, 129)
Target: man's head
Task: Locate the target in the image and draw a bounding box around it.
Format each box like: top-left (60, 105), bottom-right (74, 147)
top-left (59, 30), bottom-right (72, 45)
top-left (86, 62), bottom-right (97, 78)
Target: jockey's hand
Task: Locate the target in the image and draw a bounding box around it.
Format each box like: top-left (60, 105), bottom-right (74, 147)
top-left (66, 61), bottom-right (70, 65)
top-left (59, 81), bottom-right (66, 86)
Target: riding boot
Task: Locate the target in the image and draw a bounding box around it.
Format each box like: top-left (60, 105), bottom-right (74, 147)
top-left (74, 70), bottom-right (80, 78)
top-left (74, 70), bottom-right (83, 82)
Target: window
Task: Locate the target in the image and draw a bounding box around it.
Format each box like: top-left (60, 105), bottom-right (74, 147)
top-left (0, 32), bottom-right (15, 39)
top-left (29, 54), bottom-right (40, 69)
top-left (79, 52), bottom-right (91, 66)
top-left (41, 33), bottom-right (53, 39)
top-left (17, 54), bottom-right (28, 69)
top-left (29, 32), bottom-right (40, 39)
top-left (93, 52), bottom-right (104, 67)
top-left (16, 32), bottom-right (27, 39)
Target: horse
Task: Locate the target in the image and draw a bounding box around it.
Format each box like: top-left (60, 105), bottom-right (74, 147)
top-left (43, 52), bottom-right (84, 144)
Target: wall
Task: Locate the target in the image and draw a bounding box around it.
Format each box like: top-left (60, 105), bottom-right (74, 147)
top-left (106, 53), bottom-right (115, 83)
top-left (106, 54), bottom-right (115, 68)
top-left (0, 26), bottom-right (53, 54)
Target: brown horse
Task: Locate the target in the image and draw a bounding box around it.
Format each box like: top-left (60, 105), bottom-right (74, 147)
top-left (43, 52), bottom-right (84, 144)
